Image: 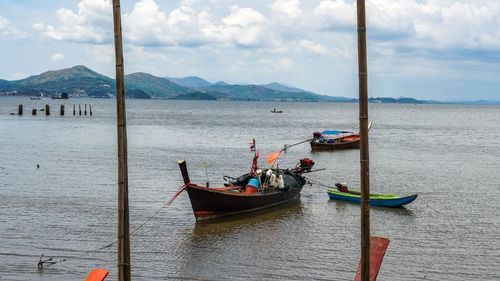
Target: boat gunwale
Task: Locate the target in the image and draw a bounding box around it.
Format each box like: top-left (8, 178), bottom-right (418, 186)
top-left (187, 183), bottom-right (296, 197)
top-left (327, 188), bottom-right (417, 200)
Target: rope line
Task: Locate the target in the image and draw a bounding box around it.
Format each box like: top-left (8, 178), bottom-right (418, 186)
top-left (37, 188), bottom-right (179, 270)
top-left (305, 178), bottom-right (338, 189)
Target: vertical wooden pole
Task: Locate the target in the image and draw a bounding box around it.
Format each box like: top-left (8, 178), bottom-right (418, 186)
top-left (45, 104), bottom-right (50, 116)
top-left (112, 0), bottom-right (131, 280)
top-left (85, 104), bottom-right (87, 116)
top-left (73, 104), bottom-right (76, 116)
top-left (18, 104), bottom-right (23, 116)
top-left (60, 105), bottom-right (65, 116)
top-left (32, 109), bottom-right (37, 116)
top-left (178, 160), bottom-right (191, 185)
top-left (90, 104), bottom-right (93, 116)
top-left (79, 104), bottom-right (82, 116)
top-left (356, 1), bottom-right (370, 280)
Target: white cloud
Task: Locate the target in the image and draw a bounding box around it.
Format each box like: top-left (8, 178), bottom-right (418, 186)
top-left (0, 16), bottom-right (26, 38)
top-left (51, 53), bottom-right (65, 62)
top-left (32, 23), bottom-right (46, 31)
top-left (270, 0), bottom-right (302, 20)
top-left (297, 39), bottom-right (328, 55)
top-left (313, 0), bottom-right (500, 52)
top-left (40, 0), bottom-right (112, 44)
top-left (123, 0), bottom-right (172, 45)
top-left (0, 17), bottom-right (9, 29)
top-left (214, 6), bottom-right (268, 46)
top-left (37, 0), bottom-right (274, 48)
top-left (314, 0), bottom-right (356, 29)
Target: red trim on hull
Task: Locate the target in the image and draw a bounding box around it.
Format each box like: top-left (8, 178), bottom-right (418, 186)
top-left (193, 198), bottom-right (301, 221)
top-left (186, 183), bottom-right (303, 221)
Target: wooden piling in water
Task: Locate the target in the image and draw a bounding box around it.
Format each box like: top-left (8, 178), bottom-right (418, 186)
top-left (79, 104), bottom-right (82, 116)
top-left (32, 109), bottom-right (37, 116)
top-left (89, 104), bottom-right (93, 116)
top-left (18, 104), bottom-right (23, 116)
top-left (356, 1), bottom-right (371, 280)
top-left (112, 0), bottom-right (131, 279)
top-left (73, 104), bottom-right (76, 116)
top-left (45, 105), bottom-right (50, 116)
top-left (60, 105), bottom-right (65, 116)
top-left (84, 104), bottom-right (87, 116)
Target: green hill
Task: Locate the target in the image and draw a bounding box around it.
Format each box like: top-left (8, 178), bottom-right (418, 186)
top-left (125, 72), bottom-right (189, 98)
top-left (0, 65), bottom-right (370, 102)
top-left (4, 65), bottom-right (115, 97)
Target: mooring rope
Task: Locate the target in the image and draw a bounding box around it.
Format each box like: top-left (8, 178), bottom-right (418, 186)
top-left (305, 177), bottom-right (341, 189)
top-left (37, 187), bottom-right (180, 270)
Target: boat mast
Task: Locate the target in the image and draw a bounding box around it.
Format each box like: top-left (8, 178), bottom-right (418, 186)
top-left (356, 0), bottom-right (370, 280)
top-left (112, 0), bottom-right (131, 280)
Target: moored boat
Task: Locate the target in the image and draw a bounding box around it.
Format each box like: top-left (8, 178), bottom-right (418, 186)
top-left (173, 144), bottom-right (312, 221)
top-left (327, 183), bottom-right (417, 207)
top-left (270, 108), bottom-right (283, 113)
top-left (310, 130), bottom-right (360, 151)
top-left (183, 169), bottom-right (306, 221)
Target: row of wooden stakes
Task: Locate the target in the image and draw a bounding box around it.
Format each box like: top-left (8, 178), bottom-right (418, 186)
top-left (15, 104), bottom-right (93, 116)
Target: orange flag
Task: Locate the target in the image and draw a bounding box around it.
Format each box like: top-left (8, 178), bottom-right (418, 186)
top-left (266, 150), bottom-right (282, 164)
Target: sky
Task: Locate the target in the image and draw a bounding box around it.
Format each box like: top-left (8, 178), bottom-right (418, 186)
top-left (1, 0), bottom-right (500, 101)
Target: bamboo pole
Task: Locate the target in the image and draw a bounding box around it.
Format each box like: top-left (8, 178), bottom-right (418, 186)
top-left (112, 0), bottom-right (131, 280)
top-left (356, 1), bottom-right (370, 280)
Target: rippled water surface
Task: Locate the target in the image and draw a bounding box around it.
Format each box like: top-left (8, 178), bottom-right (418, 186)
top-left (0, 97), bottom-right (499, 280)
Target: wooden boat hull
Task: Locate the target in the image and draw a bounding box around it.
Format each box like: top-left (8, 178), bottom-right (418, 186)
top-left (327, 189), bottom-right (417, 207)
top-left (310, 137), bottom-right (360, 151)
top-left (187, 185), bottom-right (303, 221)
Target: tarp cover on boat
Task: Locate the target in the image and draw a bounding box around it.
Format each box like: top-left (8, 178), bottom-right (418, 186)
top-left (320, 130), bottom-right (352, 135)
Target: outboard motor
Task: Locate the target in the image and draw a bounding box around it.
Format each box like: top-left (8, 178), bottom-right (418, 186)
top-left (313, 131), bottom-right (321, 139)
top-left (297, 158), bottom-right (315, 172)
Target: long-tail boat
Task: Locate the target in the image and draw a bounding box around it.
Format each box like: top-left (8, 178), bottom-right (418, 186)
top-left (171, 141), bottom-right (313, 221)
top-left (310, 130), bottom-right (360, 151)
top-left (310, 122), bottom-right (371, 151)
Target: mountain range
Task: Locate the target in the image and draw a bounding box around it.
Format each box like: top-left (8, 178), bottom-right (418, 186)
top-left (0, 65), bottom-right (345, 101)
top-left (2, 65), bottom-right (488, 104)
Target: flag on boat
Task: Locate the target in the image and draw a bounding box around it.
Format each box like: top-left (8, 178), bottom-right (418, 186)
top-left (266, 150), bottom-right (282, 164)
top-left (249, 139), bottom-right (256, 151)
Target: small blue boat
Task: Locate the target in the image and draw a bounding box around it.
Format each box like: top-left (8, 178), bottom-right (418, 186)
top-left (327, 185), bottom-right (417, 207)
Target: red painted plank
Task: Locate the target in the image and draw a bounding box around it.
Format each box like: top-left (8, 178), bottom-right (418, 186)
top-left (85, 269), bottom-right (109, 281)
top-left (354, 236), bottom-right (390, 281)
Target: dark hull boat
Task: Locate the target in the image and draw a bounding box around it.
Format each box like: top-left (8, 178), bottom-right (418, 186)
top-left (186, 172), bottom-right (304, 220)
top-left (175, 158), bottom-right (309, 221)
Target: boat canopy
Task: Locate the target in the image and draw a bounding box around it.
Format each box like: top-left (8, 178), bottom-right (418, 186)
top-left (320, 130), bottom-right (353, 135)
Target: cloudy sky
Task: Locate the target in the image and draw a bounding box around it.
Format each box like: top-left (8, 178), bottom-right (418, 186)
top-left (1, 0), bottom-right (499, 101)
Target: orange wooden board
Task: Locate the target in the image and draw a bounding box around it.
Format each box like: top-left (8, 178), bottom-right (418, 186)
top-left (354, 236), bottom-right (390, 281)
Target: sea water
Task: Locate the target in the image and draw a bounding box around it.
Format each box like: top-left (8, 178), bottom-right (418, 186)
top-left (0, 97), bottom-right (499, 280)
